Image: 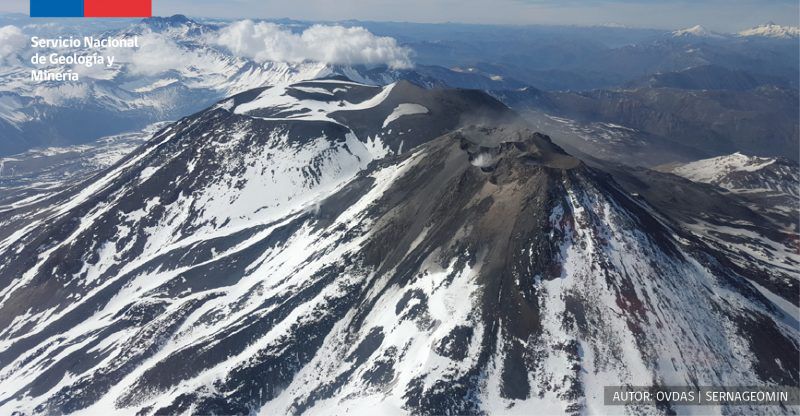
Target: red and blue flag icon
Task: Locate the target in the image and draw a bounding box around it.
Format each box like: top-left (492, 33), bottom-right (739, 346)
top-left (31, 0), bottom-right (152, 17)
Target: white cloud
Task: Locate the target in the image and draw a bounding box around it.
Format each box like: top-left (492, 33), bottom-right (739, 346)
top-left (0, 25), bottom-right (26, 62)
top-left (110, 33), bottom-right (191, 76)
top-left (214, 20), bottom-right (413, 69)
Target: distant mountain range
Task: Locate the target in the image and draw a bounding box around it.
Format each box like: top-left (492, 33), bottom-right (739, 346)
top-left (495, 83), bottom-right (799, 162)
top-left (672, 23), bottom-right (800, 39)
top-left (376, 20), bottom-right (799, 90)
top-left (0, 15), bottom-right (532, 156)
top-left (628, 64), bottom-right (792, 90)
top-left (739, 22), bottom-right (800, 39)
top-left (1, 15), bottom-right (798, 159)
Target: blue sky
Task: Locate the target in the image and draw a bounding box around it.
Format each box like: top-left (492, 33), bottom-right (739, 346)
top-left (2, 0), bottom-right (798, 31)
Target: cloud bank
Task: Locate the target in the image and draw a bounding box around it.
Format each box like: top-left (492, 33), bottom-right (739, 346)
top-left (125, 33), bottom-right (191, 75)
top-left (103, 33), bottom-right (194, 76)
top-left (0, 25), bottom-right (26, 62)
top-left (215, 20), bottom-right (413, 69)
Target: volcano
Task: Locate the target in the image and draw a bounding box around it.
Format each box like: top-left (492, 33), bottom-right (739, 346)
top-left (0, 78), bottom-right (797, 415)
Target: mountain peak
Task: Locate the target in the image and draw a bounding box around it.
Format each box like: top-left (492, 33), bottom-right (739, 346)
top-left (140, 14), bottom-right (199, 31)
top-left (738, 22), bottom-right (800, 39)
top-left (672, 25), bottom-right (725, 38)
top-left (453, 124), bottom-right (580, 172)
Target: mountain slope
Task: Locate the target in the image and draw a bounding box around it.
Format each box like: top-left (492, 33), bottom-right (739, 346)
top-left (669, 152), bottom-right (798, 196)
top-left (627, 65), bottom-right (793, 91)
top-left (0, 80), bottom-right (797, 415)
top-left (663, 152), bottom-right (799, 231)
top-left (499, 85), bottom-right (800, 162)
top-left (0, 123), bottom-right (160, 216)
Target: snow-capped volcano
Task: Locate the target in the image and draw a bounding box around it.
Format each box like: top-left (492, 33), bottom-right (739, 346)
top-left (0, 78), bottom-right (796, 414)
top-left (672, 25), bottom-right (725, 38)
top-left (739, 22), bottom-right (800, 39)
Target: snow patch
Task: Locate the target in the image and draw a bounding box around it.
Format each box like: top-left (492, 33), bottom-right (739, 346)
top-left (382, 103), bottom-right (428, 129)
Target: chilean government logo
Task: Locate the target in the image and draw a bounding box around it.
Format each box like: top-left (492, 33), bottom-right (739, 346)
top-left (31, 0), bottom-right (152, 17)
